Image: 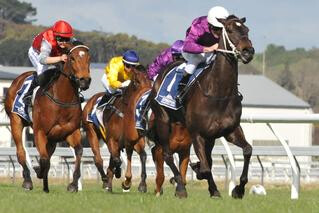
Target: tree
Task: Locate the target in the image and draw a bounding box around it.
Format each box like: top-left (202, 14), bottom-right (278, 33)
top-left (277, 62), bottom-right (295, 91)
top-left (0, 0), bottom-right (36, 24)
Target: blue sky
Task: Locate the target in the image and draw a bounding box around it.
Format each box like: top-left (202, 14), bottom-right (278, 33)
top-left (24, 0), bottom-right (319, 53)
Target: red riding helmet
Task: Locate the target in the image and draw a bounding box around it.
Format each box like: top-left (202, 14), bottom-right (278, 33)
top-left (52, 20), bottom-right (73, 38)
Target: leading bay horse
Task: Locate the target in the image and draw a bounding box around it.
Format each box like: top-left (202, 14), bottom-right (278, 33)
top-left (5, 42), bottom-right (91, 192)
top-left (150, 15), bottom-right (255, 198)
top-left (82, 65), bottom-right (151, 192)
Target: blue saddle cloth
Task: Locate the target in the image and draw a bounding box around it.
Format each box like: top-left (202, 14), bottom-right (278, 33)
top-left (154, 62), bottom-right (207, 110)
top-left (12, 75), bottom-right (34, 122)
top-left (87, 90), bottom-right (151, 131)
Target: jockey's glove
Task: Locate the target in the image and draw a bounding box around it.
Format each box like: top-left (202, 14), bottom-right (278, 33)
top-left (121, 80), bottom-right (131, 88)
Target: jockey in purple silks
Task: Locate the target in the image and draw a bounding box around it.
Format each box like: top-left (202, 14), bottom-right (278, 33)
top-left (147, 40), bottom-right (184, 81)
top-left (177, 6), bottom-right (230, 95)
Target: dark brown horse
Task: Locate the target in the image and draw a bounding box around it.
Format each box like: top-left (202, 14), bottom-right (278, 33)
top-left (150, 15), bottom-right (255, 198)
top-left (82, 65), bottom-right (152, 192)
top-left (5, 43), bottom-right (91, 192)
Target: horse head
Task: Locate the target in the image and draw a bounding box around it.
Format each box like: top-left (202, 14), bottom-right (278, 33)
top-left (130, 65), bottom-right (152, 91)
top-left (217, 15), bottom-right (255, 64)
top-left (63, 41), bottom-right (91, 90)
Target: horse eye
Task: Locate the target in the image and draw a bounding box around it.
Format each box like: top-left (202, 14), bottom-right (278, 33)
top-left (71, 57), bottom-right (75, 62)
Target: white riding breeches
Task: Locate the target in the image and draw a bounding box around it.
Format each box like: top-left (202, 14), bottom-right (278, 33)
top-left (101, 73), bottom-right (121, 94)
top-left (28, 47), bottom-right (49, 75)
top-left (181, 52), bottom-right (214, 74)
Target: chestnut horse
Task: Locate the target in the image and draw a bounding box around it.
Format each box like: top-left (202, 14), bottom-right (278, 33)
top-left (150, 15), bottom-right (255, 198)
top-left (82, 65), bottom-right (151, 192)
top-left (5, 43), bottom-right (91, 192)
top-left (148, 60), bottom-right (192, 198)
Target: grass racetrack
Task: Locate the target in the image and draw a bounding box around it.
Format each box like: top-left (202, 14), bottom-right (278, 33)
top-left (0, 178), bottom-right (319, 213)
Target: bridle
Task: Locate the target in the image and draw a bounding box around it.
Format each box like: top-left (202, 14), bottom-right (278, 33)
top-left (216, 27), bottom-right (241, 57)
top-left (44, 44), bottom-right (89, 107)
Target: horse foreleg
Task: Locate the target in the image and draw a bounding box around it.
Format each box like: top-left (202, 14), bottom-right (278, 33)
top-left (105, 156), bottom-right (116, 192)
top-left (134, 139), bottom-right (147, 193)
top-left (191, 134), bottom-right (211, 176)
top-left (10, 115), bottom-right (33, 190)
top-left (205, 141), bottom-right (221, 198)
top-left (225, 126), bottom-right (252, 199)
top-left (65, 129), bottom-right (83, 192)
top-left (122, 147), bottom-right (133, 192)
top-left (33, 129), bottom-right (50, 192)
top-left (151, 145), bottom-right (164, 196)
top-left (108, 138), bottom-right (122, 179)
top-left (86, 123), bottom-right (108, 188)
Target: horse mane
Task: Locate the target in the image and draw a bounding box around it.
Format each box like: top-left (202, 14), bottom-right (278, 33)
top-left (227, 14), bottom-right (239, 20)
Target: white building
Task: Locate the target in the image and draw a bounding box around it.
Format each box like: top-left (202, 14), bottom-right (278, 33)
top-left (0, 66), bottom-right (313, 148)
top-left (239, 75), bottom-right (312, 147)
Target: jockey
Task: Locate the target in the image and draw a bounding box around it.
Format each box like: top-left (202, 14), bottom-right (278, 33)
top-left (177, 6), bottom-right (230, 95)
top-left (147, 40), bottom-right (184, 81)
top-left (97, 50), bottom-right (140, 108)
top-left (23, 20), bottom-right (74, 105)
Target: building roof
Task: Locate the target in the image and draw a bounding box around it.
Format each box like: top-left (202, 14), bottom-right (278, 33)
top-left (239, 74), bottom-right (310, 109)
top-left (0, 70), bottom-right (19, 80)
top-left (0, 66), bottom-right (310, 109)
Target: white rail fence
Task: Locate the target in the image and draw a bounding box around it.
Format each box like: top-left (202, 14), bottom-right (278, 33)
top-left (1, 113), bottom-right (319, 200)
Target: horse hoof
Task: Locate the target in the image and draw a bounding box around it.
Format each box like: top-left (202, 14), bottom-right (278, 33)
top-left (232, 185), bottom-right (245, 199)
top-left (67, 183), bottom-right (78, 192)
top-left (123, 188), bottom-right (130, 193)
top-left (138, 183), bottom-right (147, 193)
top-left (22, 180), bottom-right (33, 190)
top-left (33, 166), bottom-right (43, 179)
top-left (115, 168), bottom-right (121, 179)
top-left (175, 189), bottom-right (188, 198)
top-left (105, 187), bottom-right (112, 193)
top-left (102, 181), bottom-right (108, 189)
top-left (169, 177), bottom-right (176, 185)
top-left (122, 181), bottom-right (131, 191)
top-left (210, 190), bottom-right (222, 198)
top-left (154, 188), bottom-right (163, 196)
top-left (43, 188), bottom-right (49, 193)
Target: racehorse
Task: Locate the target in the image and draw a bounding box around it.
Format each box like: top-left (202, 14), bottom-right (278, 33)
top-left (150, 15), bottom-right (255, 198)
top-left (82, 65), bottom-right (151, 192)
top-left (5, 42), bottom-right (91, 192)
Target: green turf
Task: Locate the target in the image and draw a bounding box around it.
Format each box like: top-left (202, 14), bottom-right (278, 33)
top-left (0, 179), bottom-right (318, 213)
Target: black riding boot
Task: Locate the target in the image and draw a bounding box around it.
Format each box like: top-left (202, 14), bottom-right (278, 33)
top-left (140, 96), bottom-right (151, 129)
top-left (176, 73), bottom-right (191, 103)
top-left (97, 93), bottom-right (113, 108)
top-left (23, 72), bottom-right (39, 106)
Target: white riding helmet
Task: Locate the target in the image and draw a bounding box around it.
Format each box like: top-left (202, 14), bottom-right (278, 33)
top-left (207, 6), bottom-right (230, 28)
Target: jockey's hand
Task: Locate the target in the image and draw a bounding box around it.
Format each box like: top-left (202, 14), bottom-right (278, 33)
top-left (203, 43), bottom-right (219, 53)
top-left (121, 80), bottom-right (131, 88)
top-left (60, 54), bottom-right (68, 62)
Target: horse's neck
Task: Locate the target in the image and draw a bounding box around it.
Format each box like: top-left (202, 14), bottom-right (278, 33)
top-left (51, 73), bottom-right (77, 102)
top-left (201, 41), bottom-right (238, 96)
top-left (125, 86), bottom-right (150, 113)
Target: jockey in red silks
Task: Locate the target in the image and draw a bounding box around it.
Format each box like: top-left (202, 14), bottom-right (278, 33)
top-left (177, 6), bottom-right (230, 95)
top-left (147, 40), bottom-right (184, 81)
top-left (23, 20), bottom-right (74, 105)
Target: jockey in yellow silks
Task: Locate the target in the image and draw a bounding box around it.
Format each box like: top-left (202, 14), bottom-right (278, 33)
top-left (97, 50), bottom-right (140, 107)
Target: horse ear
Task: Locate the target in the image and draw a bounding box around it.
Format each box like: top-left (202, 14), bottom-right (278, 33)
top-left (216, 18), bottom-right (226, 26)
top-left (241, 17), bottom-right (246, 23)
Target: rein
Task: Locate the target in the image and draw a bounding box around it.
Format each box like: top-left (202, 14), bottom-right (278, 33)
top-left (196, 80), bottom-right (243, 101)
